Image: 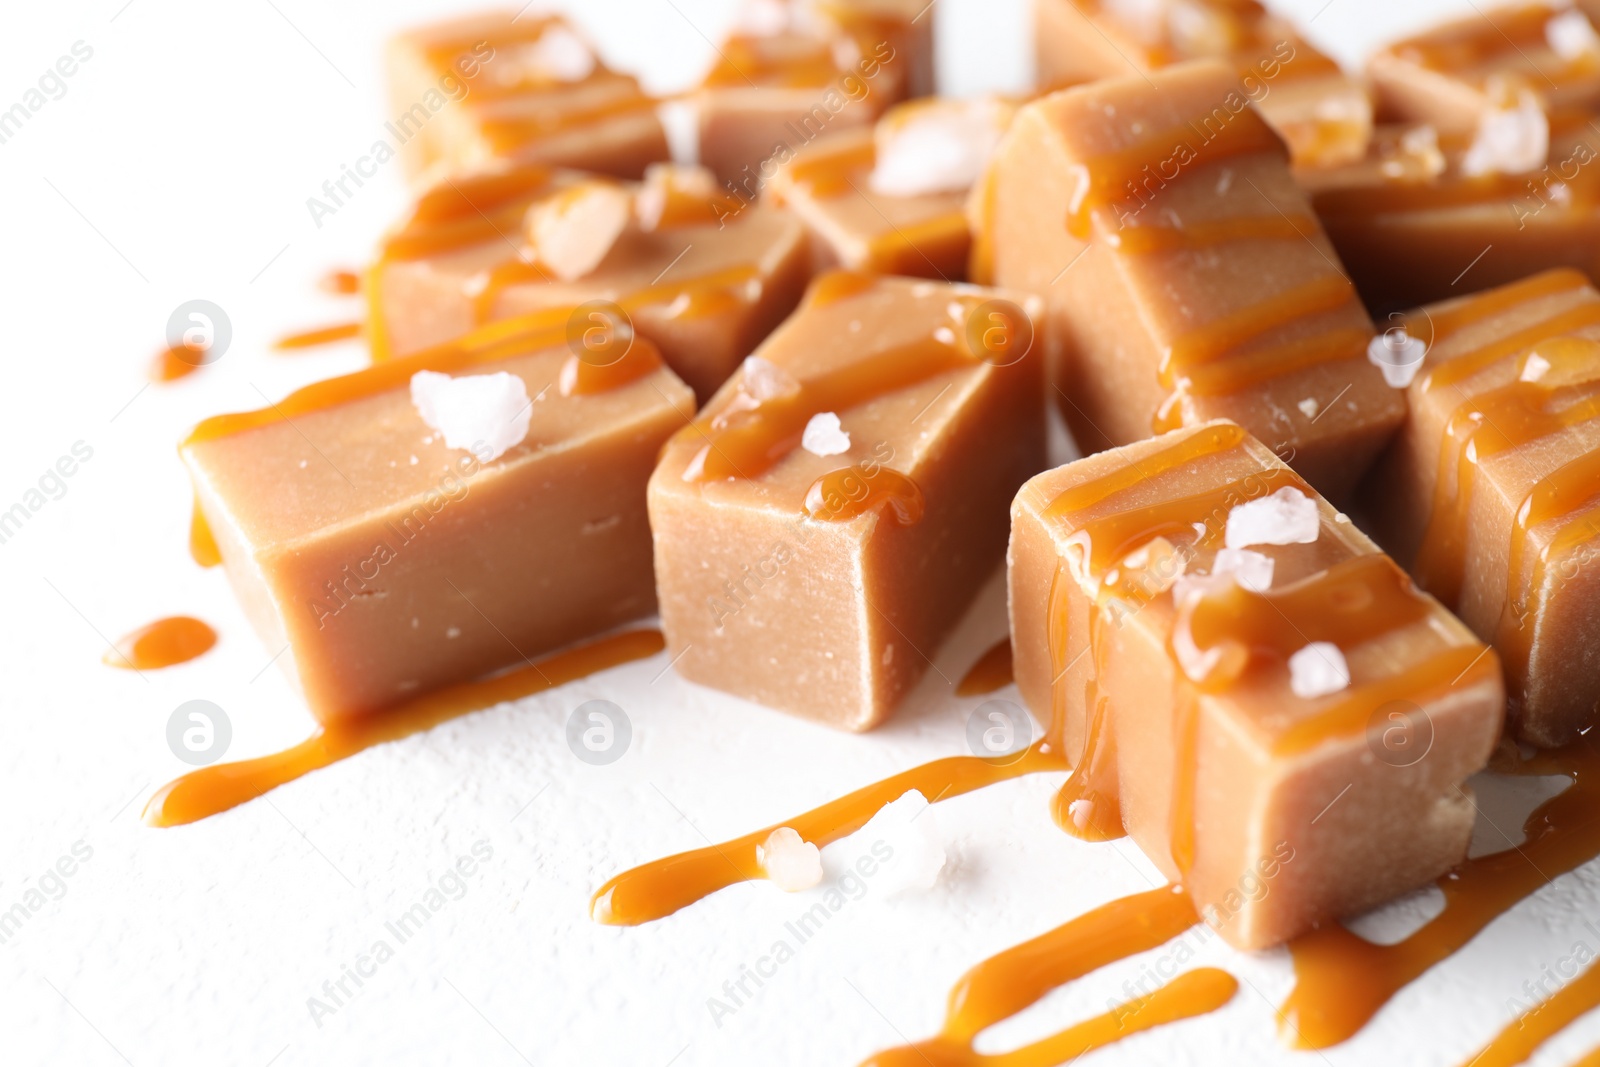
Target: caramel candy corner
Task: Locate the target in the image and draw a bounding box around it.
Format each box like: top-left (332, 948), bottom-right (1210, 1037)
top-left (1034, 0), bottom-right (1372, 169)
top-left (366, 160), bottom-right (813, 403)
top-left (650, 272), bottom-right (1047, 730)
top-left (1009, 420), bottom-right (1503, 949)
top-left (184, 337), bottom-right (693, 721)
top-left (386, 11), bottom-right (668, 181)
top-left (1359, 269), bottom-right (1600, 747)
top-left (988, 59), bottom-right (1403, 503)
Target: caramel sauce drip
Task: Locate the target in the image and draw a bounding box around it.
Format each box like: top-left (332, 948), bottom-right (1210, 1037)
top-left (787, 139), bottom-right (876, 199)
top-left (149, 344), bottom-right (208, 383)
top-left (1159, 273), bottom-right (1357, 388)
top-left (1461, 949), bottom-right (1600, 1067)
top-left (1417, 340), bottom-right (1600, 608)
top-left (1411, 269), bottom-right (1597, 392)
top-left (274, 321), bottom-right (363, 351)
top-left (189, 495), bottom-right (221, 568)
top-left (104, 616), bottom-right (217, 670)
top-left (860, 888), bottom-right (1234, 1067)
top-left (471, 258), bottom-right (760, 329)
top-left (589, 741), bottom-right (1069, 926)
top-left (956, 639), bottom-right (1013, 696)
top-left (380, 164), bottom-right (557, 262)
top-left (1281, 736), bottom-right (1600, 1048)
top-left (319, 269), bottom-right (361, 295)
top-left (144, 628), bottom-right (664, 827)
top-left (558, 335), bottom-right (665, 396)
top-left (804, 466), bottom-right (925, 525)
top-left (1066, 106), bottom-right (1287, 240)
top-left (678, 279), bottom-right (980, 483)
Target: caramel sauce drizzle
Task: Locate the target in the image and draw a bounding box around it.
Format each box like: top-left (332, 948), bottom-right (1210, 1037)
top-left (1073, 0), bottom-right (1340, 83)
top-left (589, 741), bottom-right (1069, 926)
top-left (149, 343), bottom-right (209, 383)
top-left (704, 33), bottom-right (842, 90)
top-left (956, 639), bottom-right (1013, 696)
top-left (1418, 287), bottom-right (1600, 396)
top-left (380, 163), bottom-right (557, 262)
top-left (477, 89), bottom-right (662, 154)
top-left (787, 138), bottom-right (877, 199)
top-left (144, 628), bottom-right (664, 827)
top-left (1462, 948), bottom-right (1600, 1067)
top-left (471, 259), bottom-right (761, 330)
top-left (1417, 340), bottom-right (1600, 607)
top-left (274, 321), bottom-right (363, 351)
top-left (319, 268), bottom-right (361, 295)
top-left (1159, 274), bottom-right (1358, 388)
top-left (1281, 736), bottom-right (1600, 1048)
top-left (676, 274), bottom-right (980, 484)
top-left (859, 886), bottom-right (1227, 1066)
top-left (1105, 212), bottom-right (1318, 253)
top-left (190, 494), bottom-right (221, 568)
top-left (558, 336), bottom-right (666, 396)
top-left (103, 616), bottom-right (217, 670)
top-left (804, 467), bottom-right (925, 525)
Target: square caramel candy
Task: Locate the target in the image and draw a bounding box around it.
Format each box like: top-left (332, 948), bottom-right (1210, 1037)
top-left (386, 11), bottom-right (668, 181)
top-left (183, 331), bottom-right (692, 721)
top-left (366, 160), bottom-right (811, 403)
top-left (694, 0), bottom-right (934, 185)
top-left (985, 60), bottom-right (1404, 503)
top-left (1298, 117), bottom-right (1600, 313)
top-left (649, 272), bottom-right (1047, 730)
top-left (1368, 4), bottom-right (1600, 135)
top-left (1009, 420), bottom-right (1503, 950)
top-left (1358, 269), bottom-right (1600, 747)
top-left (1034, 0), bottom-right (1373, 168)
top-left (767, 97), bottom-right (1015, 280)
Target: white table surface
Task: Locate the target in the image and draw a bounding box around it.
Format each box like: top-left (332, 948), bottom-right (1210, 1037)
top-left (6, 1), bottom-right (1599, 1064)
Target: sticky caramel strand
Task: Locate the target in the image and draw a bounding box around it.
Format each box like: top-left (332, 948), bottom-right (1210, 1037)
top-left (1416, 338), bottom-right (1600, 610)
top-left (1459, 947), bottom-right (1600, 1067)
top-left (144, 628), bottom-right (665, 827)
top-left (274, 321), bottom-right (363, 351)
top-left (103, 616), bottom-right (217, 671)
top-left (857, 885), bottom-right (1234, 1067)
top-left (589, 741), bottom-right (1069, 926)
top-left (1281, 735), bottom-right (1600, 1048)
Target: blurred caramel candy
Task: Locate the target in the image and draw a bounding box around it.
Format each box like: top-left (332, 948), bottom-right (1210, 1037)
top-left (1010, 420), bottom-right (1503, 949)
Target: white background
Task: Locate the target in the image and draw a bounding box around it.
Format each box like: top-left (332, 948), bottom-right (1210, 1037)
top-left (4, 1), bottom-right (1598, 1065)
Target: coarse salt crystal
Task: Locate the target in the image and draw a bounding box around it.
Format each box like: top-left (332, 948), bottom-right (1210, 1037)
top-left (1367, 327), bottom-right (1428, 388)
top-left (1212, 547), bottom-right (1275, 592)
top-left (802, 411), bottom-right (851, 456)
top-left (858, 790), bottom-right (946, 897)
top-left (758, 827), bottom-right (823, 891)
top-left (1298, 397), bottom-right (1320, 419)
top-left (869, 99), bottom-right (1009, 197)
top-left (1461, 79), bottom-right (1549, 177)
top-left (1225, 487), bottom-right (1320, 549)
top-left (525, 180), bottom-right (632, 281)
top-left (515, 24), bottom-right (595, 83)
top-left (1522, 351), bottom-right (1552, 382)
top-left (742, 355), bottom-right (799, 401)
top-left (1547, 8), bottom-right (1600, 61)
top-left (409, 370), bottom-right (531, 462)
top-left (1289, 642), bottom-right (1351, 699)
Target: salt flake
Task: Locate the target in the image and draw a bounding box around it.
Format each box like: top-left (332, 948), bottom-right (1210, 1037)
top-left (1225, 487), bottom-right (1320, 549)
top-left (409, 370), bottom-right (530, 462)
top-left (802, 411), bottom-right (851, 456)
top-left (1289, 642), bottom-right (1351, 699)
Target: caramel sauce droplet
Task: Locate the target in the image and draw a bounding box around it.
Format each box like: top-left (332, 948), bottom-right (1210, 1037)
top-left (274, 321), bottom-right (363, 351)
top-left (803, 466), bottom-right (925, 525)
top-left (104, 616), bottom-right (217, 670)
top-left (589, 742), bottom-right (1068, 926)
top-left (144, 629), bottom-right (665, 827)
top-left (319, 269), bottom-right (361, 295)
top-left (150, 344), bottom-right (208, 383)
top-left (955, 639), bottom-right (1012, 696)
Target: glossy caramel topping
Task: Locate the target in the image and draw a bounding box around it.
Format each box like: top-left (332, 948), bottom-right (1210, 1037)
top-left (1183, 327), bottom-right (1371, 396)
top-left (1416, 338), bottom-right (1600, 606)
top-left (558, 335), bottom-right (665, 396)
top-left (104, 616), bottom-right (217, 670)
top-left (1281, 736), bottom-right (1600, 1048)
top-left (319, 268), bottom-right (361, 295)
top-left (704, 33), bottom-right (841, 90)
top-left (786, 138), bottom-right (876, 199)
top-left (678, 281), bottom-right (982, 484)
top-left (804, 466), bottom-right (925, 525)
top-left (149, 344), bottom-right (208, 383)
top-left (144, 628), bottom-right (664, 827)
top-left (860, 887), bottom-right (1232, 1066)
top-left (381, 164), bottom-right (557, 262)
top-left (806, 268), bottom-right (881, 309)
top-left (1461, 950), bottom-right (1600, 1067)
top-left (471, 255), bottom-right (761, 329)
top-left (1160, 274), bottom-right (1357, 387)
top-left (190, 496), bottom-right (221, 568)
top-left (589, 741), bottom-right (1069, 926)
top-left (956, 639), bottom-right (1013, 696)
top-left (1074, 0), bottom-right (1339, 82)
top-left (1408, 269), bottom-right (1596, 390)
top-left (1066, 106), bottom-right (1287, 239)
top-left (274, 321), bottom-right (362, 351)
top-left (477, 90), bottom-right (661, 154)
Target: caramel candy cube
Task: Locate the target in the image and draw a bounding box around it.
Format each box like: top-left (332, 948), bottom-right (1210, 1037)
top-left (695, 0), bottom-right (934, 184)
top-left (1009, 420), bottom-right (1503, 949)
top-left (184, 333), bottom-right (692, 721)
top-left (767, 97), bottom-right (1014, 280)
top-left (1369, 4), bottom-right (1600, 135)
top-left (386, 11), bottom-right (668, 181)
top-left (1034, 0), bottom-right (1373, 168)
top-left (650, 272), bottom-right (1047, 730)
top-left (366, 161), bottom-right (811, 402)
top-left (1299, 118), bottom-right (1600, 312)
top-left (986, 60), bottom-right (1404, 503)
top-left (1359, 269), bottom-right (1600, 746)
